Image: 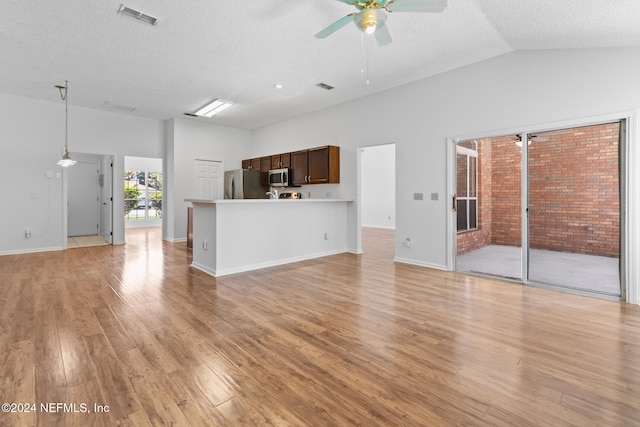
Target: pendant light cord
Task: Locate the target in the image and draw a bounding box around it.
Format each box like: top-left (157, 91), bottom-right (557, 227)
top-left (58, 81), bottom-right (69, 153)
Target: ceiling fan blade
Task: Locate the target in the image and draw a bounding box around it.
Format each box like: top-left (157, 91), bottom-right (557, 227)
top-left (374, 22), bottom-right (392, 46)
top-left (315, 14), bottom-right (356, 39)
top-left (386, 0), bottom-right (447, 13)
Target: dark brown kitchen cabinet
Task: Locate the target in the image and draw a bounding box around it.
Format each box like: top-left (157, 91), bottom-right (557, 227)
top-left (260, 157), bottom-right (271, 173)
top-left (260, 157), bottom-right (271, 185)
top-left (241, 158), bottom-right (264, 171)
top-left (291, 150), bottom-right (309, 186)
top-left (291, 146), bottom-right (340, 185)
top-left (271, 153), bottom-right (291, 169)
top-left (308, 146), bottom-right (339, 184)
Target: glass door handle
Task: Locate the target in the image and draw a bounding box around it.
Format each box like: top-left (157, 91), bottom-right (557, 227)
top-left (453, 194), bottom-right (457, 212)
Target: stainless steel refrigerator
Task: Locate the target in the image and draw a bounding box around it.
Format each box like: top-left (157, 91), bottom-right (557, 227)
top-left (224, 170), bottom-right (268, 199)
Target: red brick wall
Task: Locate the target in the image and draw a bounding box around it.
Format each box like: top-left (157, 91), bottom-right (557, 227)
top-left (528, 123), bottom-right (619, 257)
top-left (489, 136), bottom-right (522, 247)
top-left (456, 123), bottom-right (619, 258)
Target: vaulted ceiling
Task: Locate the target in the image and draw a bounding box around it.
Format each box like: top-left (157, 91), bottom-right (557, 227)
top-left (2, 0), bottom-right (640, 130)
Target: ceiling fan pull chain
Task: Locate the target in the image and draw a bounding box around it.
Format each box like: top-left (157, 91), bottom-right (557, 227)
top-left (361, 32), bottom-right (366, 75)
top-left (361, 33), bottom-right (370, 85)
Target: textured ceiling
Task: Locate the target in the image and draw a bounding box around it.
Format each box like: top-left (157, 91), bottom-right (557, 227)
top-left (1, 0), bottom-right (640, 130)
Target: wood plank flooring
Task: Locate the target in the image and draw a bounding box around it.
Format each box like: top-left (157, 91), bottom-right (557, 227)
top-left (0, 227), bottom-right (639, 426)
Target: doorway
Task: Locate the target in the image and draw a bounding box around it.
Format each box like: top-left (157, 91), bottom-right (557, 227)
top-left (124, 156), bottom-right (163, 231)
top-left (453, 121), bottom-right (624, 299)
top-left (67, 153), bottom-right (113, 248)
top-left (360, 143), bottom-right (396, 258)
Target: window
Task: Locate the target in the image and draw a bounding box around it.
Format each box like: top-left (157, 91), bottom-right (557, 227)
top-left (457, 142), bottom-right (478, 232)
top-left (124, 170), bottom-right (162, 221)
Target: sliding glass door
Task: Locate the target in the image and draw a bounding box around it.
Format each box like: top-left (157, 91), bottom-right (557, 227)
top-left (455, 121), bottom-right (623, 299)
top-left (455, 137), bottom-right (522, 280)
top-left (526, 123), bottom-right (622, 297)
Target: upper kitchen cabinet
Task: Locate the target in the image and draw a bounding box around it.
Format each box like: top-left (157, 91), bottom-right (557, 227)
top-left (308, 146), bottom-right (339, 184)
top-left (251, 158), bottom-right (261, 171)
top-left (260, 157), bottom-right (271, 173)
top-left (291, 150), bottom-right (309, 186)
top-left (260, 157), bottom-right (271, 186)
top-left (271, 153), bottom-right (291, 169)
top-left (242, 158), bottom-right (262, 171)
top-left (291, 145), bottom-right (340, 185)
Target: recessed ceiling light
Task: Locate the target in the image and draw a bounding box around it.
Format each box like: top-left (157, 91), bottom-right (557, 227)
top-left (118, 4), bottom-right (158, 26)
top-left (274, 83), bottom-right (284, 89)
top-left (193, 99), bottom-right (234, 117)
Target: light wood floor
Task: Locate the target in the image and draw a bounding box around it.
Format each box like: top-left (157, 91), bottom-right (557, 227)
top-left (0, 227), bottom-right (638, 426)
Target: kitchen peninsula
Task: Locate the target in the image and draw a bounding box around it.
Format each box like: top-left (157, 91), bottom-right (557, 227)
top-left (185, 198), bottom-right (352, 277)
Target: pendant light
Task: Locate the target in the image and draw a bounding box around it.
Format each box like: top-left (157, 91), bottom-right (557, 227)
top-left (56, 80), bottom-right (77, 167)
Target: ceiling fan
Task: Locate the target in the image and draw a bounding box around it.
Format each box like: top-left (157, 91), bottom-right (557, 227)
top-left (315, 0), bottom-right (448, 46)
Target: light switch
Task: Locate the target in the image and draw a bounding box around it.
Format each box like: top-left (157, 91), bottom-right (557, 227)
top-left (431, 193), bottom-right (439, 201)
top-left (413, 193), bottom-right (423, 201)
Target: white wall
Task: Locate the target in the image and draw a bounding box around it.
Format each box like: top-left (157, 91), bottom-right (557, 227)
top-left (165, 118), bottom-right (252, 242)
top-left (361, 144), bottom-right (395, 229)
top-left (251, 48), bottom-right (640, 304)
top-left (0, 93), bottom-right (164, 253)
top-left (125, 156), bottom-right (162, 172)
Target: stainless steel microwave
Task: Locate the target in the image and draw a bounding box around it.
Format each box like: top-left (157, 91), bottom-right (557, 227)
top-left (268, 168), bottom-right (291, 187)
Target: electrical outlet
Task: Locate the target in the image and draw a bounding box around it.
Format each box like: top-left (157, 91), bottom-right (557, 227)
top-left (324, 233), bottom-right (329, 240)
top-left (431, 193), bottom-right (439, 201)
top-left (402, 238), bottom-right (411, 248)
top-left (25, 229), bottom-right (31, 239)
top-left (202, 241), bottom-right (207, 250)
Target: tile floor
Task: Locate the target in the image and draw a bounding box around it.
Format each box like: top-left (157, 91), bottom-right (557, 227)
top-left (67, 234), bottom-right (109, 249)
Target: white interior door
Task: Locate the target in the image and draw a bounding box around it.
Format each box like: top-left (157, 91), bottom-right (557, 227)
top-left (68, 162), bottom-right (100, 237)
top-left (195, 160), bottom-right (222, 200)
top-left (100, 156), bottom-right (113, 244)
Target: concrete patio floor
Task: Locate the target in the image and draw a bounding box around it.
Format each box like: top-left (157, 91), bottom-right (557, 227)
top-left (456, 245), bottom-right (620, 296)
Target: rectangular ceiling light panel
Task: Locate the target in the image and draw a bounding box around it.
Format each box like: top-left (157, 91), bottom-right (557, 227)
top-left (194, 99), bottom-right (234, 117)
top-left (118, 4), bottom-right (158, 26)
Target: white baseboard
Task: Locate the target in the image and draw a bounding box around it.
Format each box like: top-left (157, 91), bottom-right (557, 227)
top-left (164, 237), bottom-right (187, 243)
top-left (393, 257), bottom-right (448, 271)
top-left (0, 246), bottom-right (63, 256)
top-left (191, 262), bottom-right (217, 277)
top-left (194, 249), bottom-right (348, 278)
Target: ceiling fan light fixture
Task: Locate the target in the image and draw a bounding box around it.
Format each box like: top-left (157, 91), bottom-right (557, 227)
top-left (194, 99), bottom-right (234, 117)
top-left (362, 9), bottom-right (378, 34)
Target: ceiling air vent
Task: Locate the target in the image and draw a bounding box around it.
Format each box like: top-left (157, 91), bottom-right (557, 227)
top-left (316, 83), bottom-right (335, 91)
top-left (118, 4), bottom-right (158, 26)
